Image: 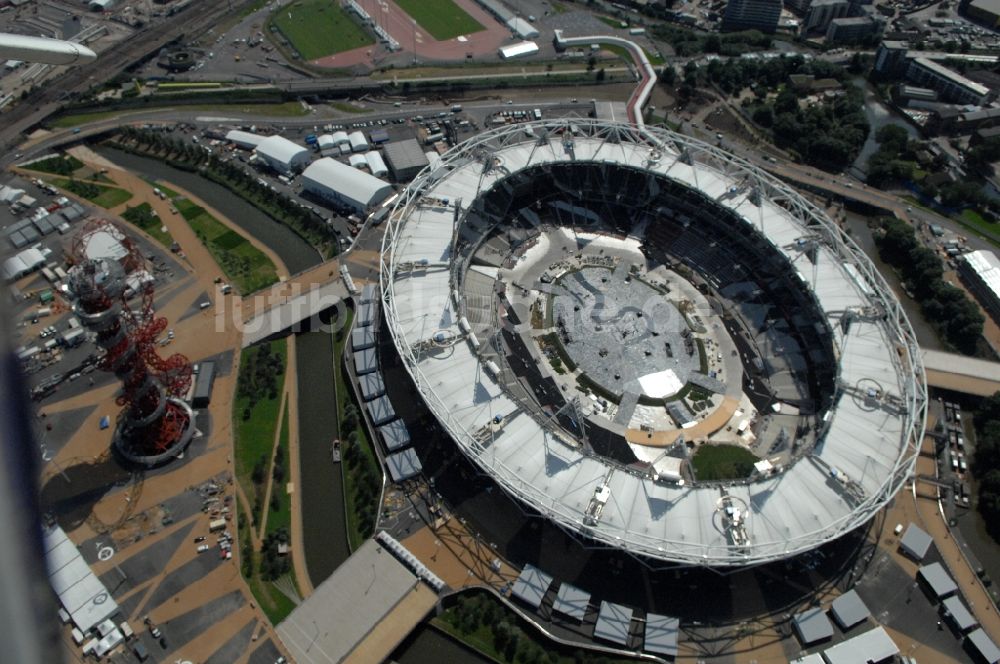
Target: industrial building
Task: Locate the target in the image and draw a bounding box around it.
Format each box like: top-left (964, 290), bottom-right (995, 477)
top-left (226, 130), bottom-right (264, 150)
top-left (720, 0), bottom-right (782, 33)
top-left (499, 41), bottom-right (539, 59)
top-left (255, 135), bottom-right (310, 174)
top-left (382, 139), bottom-right (430, 182)
top-left (964, 0), bottom-right (1000, 28)
top-left (301, 157), bottom-right (393, 214)
top-left (959, 250), bottom-right (1000, 325)
top-left (192, 361), bottom-right (216, 408)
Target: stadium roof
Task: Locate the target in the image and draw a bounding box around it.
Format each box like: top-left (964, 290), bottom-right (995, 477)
top-left (511, 564), bottom-right (552, 609)
top-left (968, 628), bottom-right (1000, 664)
top-left (899, 523), bottom-right (933, 560)
top-left (644, 614), bottom-right (680, 657)
top-left (793, 607), bottom-right (833, 645)
top-left (963, 249), bottom-right (1000, 300)
top-left (358, 371), bottom-right (386, 401)
top-left (830, 589), bottom-right (869, 630)
top-left (386, 448), bottom-right (422, 482)
top-left (594, 601), bottom-right (633, 646)
top-left (919, 562), bottom-right (958, 599)
top-left (552, 583), bottom-right (590, 621)
top-left (43, 525), bottom-right (119, 632)
top-left (822, 626), bottom-right (898, 664)
top-left (381, 120), bottom-right (924, 566)
top-left (366, 395), bottom-right (396, 426)
top-left (942, 595), bottom-right (977, 632)
top-left (256, 135), bottom-right (308, 166)
top-left (378, 418), bottom-right (411, 451)
top-left (358, 301), bottom-right (376, 326)
top-left (301, 157), bottom-right (393, 209)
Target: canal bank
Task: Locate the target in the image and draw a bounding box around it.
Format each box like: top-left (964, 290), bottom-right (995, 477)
top-left (95, 146), bottom-right (323, 274)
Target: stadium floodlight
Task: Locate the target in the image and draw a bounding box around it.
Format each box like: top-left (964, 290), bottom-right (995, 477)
top-left (0, 33), bottom-right (96, 65)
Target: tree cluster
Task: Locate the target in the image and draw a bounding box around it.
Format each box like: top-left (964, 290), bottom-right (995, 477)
top-left (444, 592), bottom-right (617, 664)
top-left (121, 203), bottom-right (159, 232)
top-left (866, 124), bottom-right (918, 187)
top-left (114, 127), bottom-right (340, 258)
top-left (703, 54), bottom-right (847, 97)
top-left (237, 343), bottom-right (284, 412)
top-left (965, 135), bottom-right (1000, 177)
top-left (341, 405), bottom-right (380, 538)
top-left (259, 528), bottom-right (291, 581)
top-left (754, 84), bottom-right (868, 171)
top-left (874, 217), bottom-right (983, 354)
top-left (973, 393), bottom-right (1000, 539)
top-left (64, 178), bottom-right (102, 201)
top-left (649, 24), bottom-right (772, 57)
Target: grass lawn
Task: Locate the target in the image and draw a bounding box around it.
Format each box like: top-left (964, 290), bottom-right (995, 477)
top-left (53, 178), bottom-right (132, 208)
top-left (960, 209), bottom-right (1000, 242)
top-left (238, 503), bottom-right (298, 625)
top-left (396, 0), bottom-right (484, 41)
top-left (121, 203), bottom-right (173, 248)
top-left (185, 102), bottom-right (309, 117)
top-left (23, 154), bottom-right (83, 174)
top-left (233, 338), bottom-right (287, 523)
top-left (265, 401), bottom-right (292, 537)
top-left (175, 197), bottom-right (278, 294)
top-left (49, 111), bottom-right (127, 129)
top-left (691, 444), bottom-right (758, 481)
top-left (271, 0), bottom-right (374, 60)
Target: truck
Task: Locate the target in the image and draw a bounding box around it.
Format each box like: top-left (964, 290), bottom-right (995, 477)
top-left (304, 134), bottom-right (318, 145)
top-left (209, 518), bottom-right (227, 532)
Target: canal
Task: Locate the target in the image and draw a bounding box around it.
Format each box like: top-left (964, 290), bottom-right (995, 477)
top-left (843, 212), bottom-right (944, 351)
top-left (95, 146), bottom-right (323, 274)
top-left (849, 79), bottom-right (920, 181)
top-left (295, 322), bottom-right (352, 585)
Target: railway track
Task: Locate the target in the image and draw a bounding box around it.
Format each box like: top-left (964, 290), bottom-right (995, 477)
top-left (0, 0), bottom-right (258, 155)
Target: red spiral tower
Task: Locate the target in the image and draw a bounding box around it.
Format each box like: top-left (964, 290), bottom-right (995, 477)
top-left (67, 220), bottom-right (196, 466)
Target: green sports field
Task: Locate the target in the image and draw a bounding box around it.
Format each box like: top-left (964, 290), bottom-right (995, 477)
top-left (271, 0), bottom-right (374, 60)
top-left (395, 0), bottom-right (484, 41)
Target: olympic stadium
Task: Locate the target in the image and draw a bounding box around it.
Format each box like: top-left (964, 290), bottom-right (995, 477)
top-left (379, 119), bottom-right (927, 567)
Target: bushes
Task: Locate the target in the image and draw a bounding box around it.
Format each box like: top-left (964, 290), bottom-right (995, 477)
top-left (237, 344), bottom-right (285, 410)
top-left (874, 217), bottom-right (983, 354)
top-left (341, 409), bottom-right (380, 539)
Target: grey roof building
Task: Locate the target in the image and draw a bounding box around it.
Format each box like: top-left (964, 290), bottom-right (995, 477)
top-left (830, 589), bottom-right (870, 630)
top-left (511, 564), bottom-right (552, 609)
top-left (594, 601), bottom-right (634, 646)
top-left (386, 447), bottom-right (422, 482)
top-left (382, 139), bottom-right (430, 182)
top-left (899, 523), bottom-right (933, 561)
top-left (644, 613), bottom-right (680, 658)
top-left (552, 583), bottom-right (590, 622)
top-left (793, 607), bottom-right (834, 645)
top-left (919, 562), bottom-right (958, 600)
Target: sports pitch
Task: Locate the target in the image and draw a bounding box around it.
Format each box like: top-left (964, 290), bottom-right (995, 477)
top-left (271, 0), bottom-right (374, 60)
top-left (395, 0), bottom-right (485, 41)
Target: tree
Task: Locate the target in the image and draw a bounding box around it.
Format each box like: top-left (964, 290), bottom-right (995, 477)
top-left (595, 67), bottom-right (606, 82)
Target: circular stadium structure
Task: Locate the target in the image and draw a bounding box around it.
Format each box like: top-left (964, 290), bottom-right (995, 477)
top-left (380, 120), bottom-right (927, 567)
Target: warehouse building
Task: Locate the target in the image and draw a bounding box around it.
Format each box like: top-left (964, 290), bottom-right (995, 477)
top-left (302, 157), bottom-right (394, 214)
top-left (906, 57), bottom-right (991, 106)
top-left (255, 135), bottom-right (311, 174)
top-left (226, 130), bottom-right (264, 150)
top-left (959, 249), bottom-right (1000, 325)
top-left (192, 361), bottom-right (216, 408)
top-left (382, 139), bottom-right (430, 182)
top-left (348, 131), bottom-right (369, 153)
top-left (365, 151), bottom-right (388, 178)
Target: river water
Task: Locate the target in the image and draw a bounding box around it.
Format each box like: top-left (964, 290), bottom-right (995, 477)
top-left (294, 326), bottom-right (350, 585)
top-left (843, 212), bottom-right (943, 350)
top-left (95, 146), bottom-right (323, 274)
top-left (849, 79), bottom-right (920, 181)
